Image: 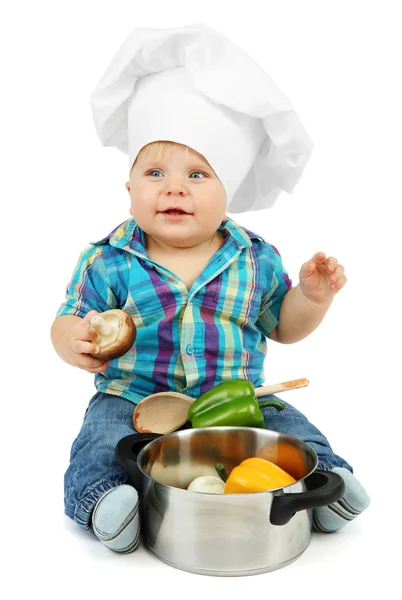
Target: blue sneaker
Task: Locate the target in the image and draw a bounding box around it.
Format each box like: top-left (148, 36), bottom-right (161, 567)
top-left (92, 485), bottom-right (140, 553)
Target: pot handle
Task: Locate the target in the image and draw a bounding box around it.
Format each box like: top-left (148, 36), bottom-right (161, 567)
top-left (270, 470), bottom-right (345, 526)
top-left (115, 433), bottom-right (161, 493)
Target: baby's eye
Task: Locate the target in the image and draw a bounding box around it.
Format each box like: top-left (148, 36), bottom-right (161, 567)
top-left (189, 171), bottom-right (206, 179)
top-left (147, 169), bottom-right (163, 177)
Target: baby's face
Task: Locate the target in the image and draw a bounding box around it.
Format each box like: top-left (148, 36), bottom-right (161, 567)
top-left (126, 143), bottom-right (226, 248)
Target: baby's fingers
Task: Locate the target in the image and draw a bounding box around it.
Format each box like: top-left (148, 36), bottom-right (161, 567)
top-left (330, 269), bottom-right (347, 291)
top-left (76, 311), bottom-right (100, 342)
top-left (81, 362), bottom-right (110, 374)
top-left (316, 255), bottom-right (343, 281)
top-left (299, 259), bottom-right (316, 278)
top-left (72, 339), bottom-right (100, 356)
top-left (324, 256), bottom-right (339, 273)
top-left (300, 252), bottom-right (327, 278)
top-left (312, 252), bottom-right (327, 264)
top-left (313, 253), bottom-right (339, 277)
top-left (76, 352), bottom-right (110, 373)
top-left (327, 263), bottom-right (344, 288)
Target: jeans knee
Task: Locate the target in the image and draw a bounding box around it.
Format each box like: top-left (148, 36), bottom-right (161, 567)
top-left (65, 477), bottom-right (128, 531)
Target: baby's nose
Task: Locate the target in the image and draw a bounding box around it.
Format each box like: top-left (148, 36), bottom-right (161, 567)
top-left (164, 176), bottom-right (188, 196)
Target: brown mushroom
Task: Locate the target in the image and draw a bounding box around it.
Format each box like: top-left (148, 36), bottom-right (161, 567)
top-left (89, 309), bottom-right (136, 360)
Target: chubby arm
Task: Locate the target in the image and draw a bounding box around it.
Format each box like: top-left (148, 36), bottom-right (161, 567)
top-left (51, 311), bottom-right (109, 373)
top-left (51, 243), bottom-right (118, 372)
top-left (269, 252), bottom-right (347, 344)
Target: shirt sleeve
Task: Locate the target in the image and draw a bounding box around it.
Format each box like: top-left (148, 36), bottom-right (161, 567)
top-left (56, 244), bottom-right (118, 318)
top-left (255, 244), bottom-right (292, 336)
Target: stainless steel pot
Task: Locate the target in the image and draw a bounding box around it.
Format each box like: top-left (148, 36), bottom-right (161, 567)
top-left (115, 427), bottom-right (344, 576)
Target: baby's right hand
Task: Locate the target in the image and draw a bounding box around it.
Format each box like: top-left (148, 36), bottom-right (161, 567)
top-left (69, 310), bottom-right (110, 373)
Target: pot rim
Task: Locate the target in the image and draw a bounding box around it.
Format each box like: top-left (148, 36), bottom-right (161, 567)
top-left (135, 426), bottom-right (318, 495)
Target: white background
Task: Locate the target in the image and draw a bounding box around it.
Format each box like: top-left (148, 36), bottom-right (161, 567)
top-left (2, 0), bottom-right (401, 597)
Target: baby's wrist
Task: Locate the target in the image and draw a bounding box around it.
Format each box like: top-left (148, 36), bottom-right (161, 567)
top-left (297, 285), bottom-right (333, 309)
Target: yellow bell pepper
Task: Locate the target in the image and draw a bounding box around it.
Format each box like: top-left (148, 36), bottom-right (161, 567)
top-left (216, 457), bottom-right (296, 494)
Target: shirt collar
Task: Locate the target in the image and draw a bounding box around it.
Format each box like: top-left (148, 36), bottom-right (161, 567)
top-left (218, 217), bottom-right (264, 247)
top-left (91, 216), bottom-right (263, 253)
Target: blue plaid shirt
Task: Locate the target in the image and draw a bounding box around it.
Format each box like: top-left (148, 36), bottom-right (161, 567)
top-left (56, 217), bottom-right (292, 403)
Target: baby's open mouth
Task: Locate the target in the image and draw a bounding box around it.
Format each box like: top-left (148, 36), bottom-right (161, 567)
top-left (161, 209), bottom-right (192, 215)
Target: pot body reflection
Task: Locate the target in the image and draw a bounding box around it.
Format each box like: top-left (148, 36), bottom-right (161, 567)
top-left (116, 427), bottom-right (340, 576)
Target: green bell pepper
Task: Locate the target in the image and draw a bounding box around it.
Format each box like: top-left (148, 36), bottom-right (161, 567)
top-left (187, 379), bottom-right (286, 428)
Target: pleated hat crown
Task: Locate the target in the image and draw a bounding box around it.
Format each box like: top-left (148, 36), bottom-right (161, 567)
top-left (90, 23), bottom-right (313, 213)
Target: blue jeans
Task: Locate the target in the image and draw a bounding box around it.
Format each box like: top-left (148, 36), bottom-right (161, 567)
top-left (64, 391), bottom-right (352, 531)
top-left (258, 396), bottom-right (352, 473)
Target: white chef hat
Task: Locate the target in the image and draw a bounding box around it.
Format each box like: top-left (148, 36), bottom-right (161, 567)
top-left (90, 23), bottom-right (313, 213)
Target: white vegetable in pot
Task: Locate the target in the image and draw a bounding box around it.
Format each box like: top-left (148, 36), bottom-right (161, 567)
top-left (187, 476), bottom-right (225, 494)
top-left (90, 309), bottom-right (136, 360)
top-left (149, 462), bottom-right (219, 488)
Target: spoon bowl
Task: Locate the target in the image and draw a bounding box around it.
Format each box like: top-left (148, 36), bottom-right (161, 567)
top-left (133, 391), bottom-right (194, 434)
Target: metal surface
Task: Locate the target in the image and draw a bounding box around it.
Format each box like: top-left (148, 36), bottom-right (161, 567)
top-left (136, 427), bottom-right (317, 575)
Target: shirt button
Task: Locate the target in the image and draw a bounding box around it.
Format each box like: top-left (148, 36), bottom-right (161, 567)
top-left (186, 344), bottom-right (194, 355)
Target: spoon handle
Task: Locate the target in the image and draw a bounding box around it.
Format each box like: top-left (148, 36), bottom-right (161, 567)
top-left (255, 378), bottom-right (309, 397)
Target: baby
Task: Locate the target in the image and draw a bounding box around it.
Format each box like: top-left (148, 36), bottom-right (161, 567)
top-left (51, 24), bottom-right (370, 554)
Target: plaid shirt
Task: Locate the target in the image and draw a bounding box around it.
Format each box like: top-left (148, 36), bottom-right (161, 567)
top-left (56, 217), bottom-right (292, 403)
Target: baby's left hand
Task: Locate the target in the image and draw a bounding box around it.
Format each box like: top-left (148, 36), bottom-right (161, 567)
top-left (299, 252), bottom-right (347, 304)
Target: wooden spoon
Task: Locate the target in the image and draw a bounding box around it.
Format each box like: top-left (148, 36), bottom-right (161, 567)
top-left (133, 378), bottom-right (309, 435)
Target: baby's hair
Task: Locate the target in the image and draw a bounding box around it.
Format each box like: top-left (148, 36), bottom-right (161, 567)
top-left (132, 140), bottom-right (190, 171)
